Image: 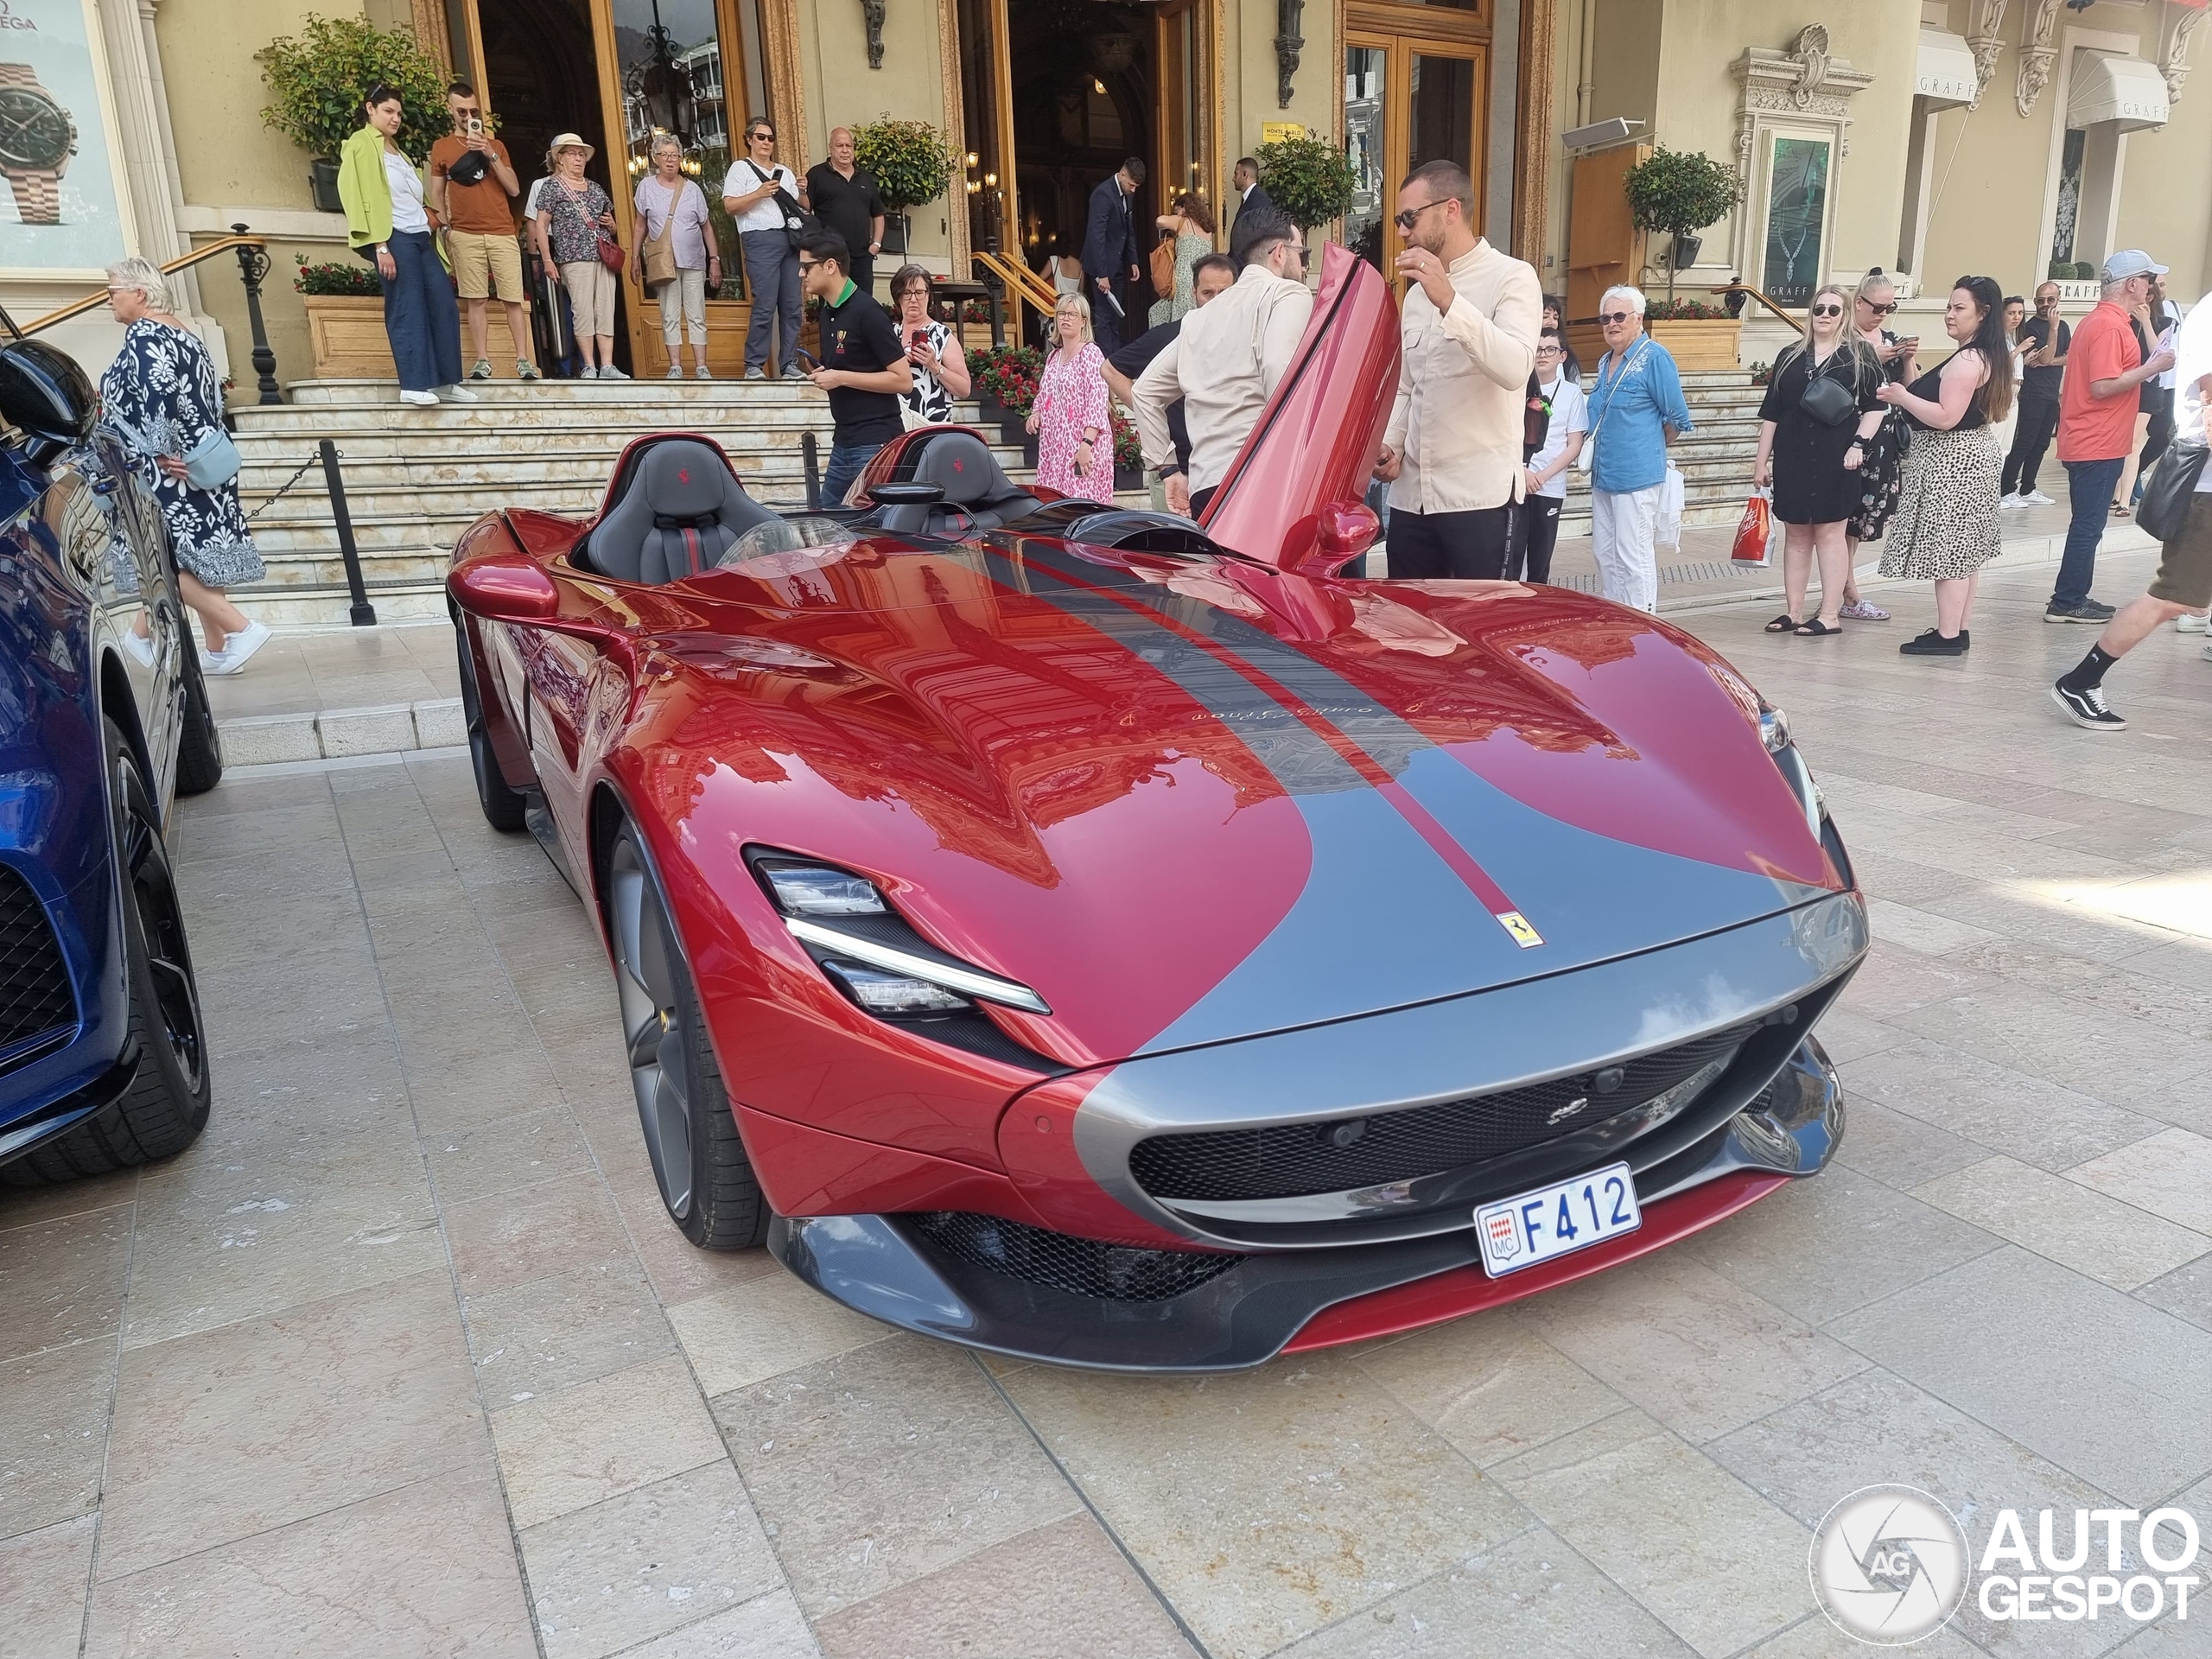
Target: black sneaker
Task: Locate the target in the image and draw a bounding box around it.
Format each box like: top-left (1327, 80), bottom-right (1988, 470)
top-left (1899, 628), bottom-right (1968, 656)
top-left (2045, 599), bottom-right (2116, 624)
top-left (2050, 680), bottom-right (2127, 730)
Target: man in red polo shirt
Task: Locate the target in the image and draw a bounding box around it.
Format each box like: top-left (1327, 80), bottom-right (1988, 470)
top-left (2048, 251), bottom-right (2176, 623)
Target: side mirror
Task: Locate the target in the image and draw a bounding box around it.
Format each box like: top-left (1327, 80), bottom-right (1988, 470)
top-left (449, 550), bottom-right (560, 622)
top-left (0, 340), bottom-right (97, 449)
top-left (1312, 499), bottom-right (1382, 575)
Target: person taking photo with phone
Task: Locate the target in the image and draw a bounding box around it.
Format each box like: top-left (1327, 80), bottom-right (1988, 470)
top-left (428, 81), bottom-right (536, 383)
top-left (797, 230), bottom-right (911, 502)
top-left (887, 265), bottom-right (970, 425)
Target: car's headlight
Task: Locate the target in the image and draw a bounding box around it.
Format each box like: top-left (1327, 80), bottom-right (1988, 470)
top-left (749, 853), bottom-right (1052, 1017)
top-left (1758, 702), bottom-right (1823, 839)
top-left (1758, 703), bottom-right (1791, 755)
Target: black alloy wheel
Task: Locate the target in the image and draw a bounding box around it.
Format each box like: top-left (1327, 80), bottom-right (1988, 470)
top-left (454, 615), bottom-right (527, 832)
top-left (173, 620), bottom-right (225, 796)
top-left (605, 825), bottom-right (768, 1249)
top-left (3, 719), bottom-right (211, 1184)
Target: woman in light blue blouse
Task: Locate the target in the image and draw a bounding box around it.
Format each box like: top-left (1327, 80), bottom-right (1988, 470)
top-left (1584, 285), bottom-right (1694, 611)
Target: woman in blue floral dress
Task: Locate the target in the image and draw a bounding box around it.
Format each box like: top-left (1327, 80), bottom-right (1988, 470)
top-left (99, 257), bottom-right (270, 673)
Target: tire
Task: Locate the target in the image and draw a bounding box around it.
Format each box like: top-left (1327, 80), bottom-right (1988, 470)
top-left (606, 824), bottom-right (768, 1249)
top-left (454, 614), bottom-right (528, 833)
top-left (173, 638), bottom-right (224, 796)
top-left (3, 719), bottom-right (212, 1185)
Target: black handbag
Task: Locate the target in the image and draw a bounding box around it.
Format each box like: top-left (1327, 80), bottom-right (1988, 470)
top-left (1798, 364), bottom-right (1858, 427)
top-left (2138, 442), bottom-right (2209, 543)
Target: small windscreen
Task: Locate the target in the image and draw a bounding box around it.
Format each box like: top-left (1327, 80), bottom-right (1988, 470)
top-left (717, 517), bottom-right (861, 576)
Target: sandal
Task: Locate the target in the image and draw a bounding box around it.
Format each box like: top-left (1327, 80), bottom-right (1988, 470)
top-left (1764, 613), bottom-right (1799, 632)
top-left (2111, 503), bottom-right (2131, 518)
top-left (1794, 619), bottom-right (1842, 636)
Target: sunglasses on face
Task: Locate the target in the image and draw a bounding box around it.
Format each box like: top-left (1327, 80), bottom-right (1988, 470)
top-left (1599, 311), bottom-right (1635, 325)
top-left (749, 130), bottom-right (773, 143)
top-left (1392, 199), bottom-right (1446, 232)
top-left (797, 258), bottom-right (821, 274)
top-left (1862, 301), bottom-right (1897, 315)
top-left (1810, 303), bottom-right (1843, 317)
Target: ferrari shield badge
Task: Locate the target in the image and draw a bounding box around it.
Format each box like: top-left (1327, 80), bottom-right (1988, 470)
top-left (1495, 910), bottom-right (1544, 949)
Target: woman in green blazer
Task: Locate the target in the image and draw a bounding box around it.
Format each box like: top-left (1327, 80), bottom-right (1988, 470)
top-left (337, 84), bottom-right (467, 405)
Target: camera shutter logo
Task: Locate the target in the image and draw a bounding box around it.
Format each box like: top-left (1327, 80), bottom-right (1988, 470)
top-left (1810, 1484), bottom-right (1971, 1644)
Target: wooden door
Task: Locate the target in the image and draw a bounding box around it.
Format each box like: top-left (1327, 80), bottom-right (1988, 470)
top-left (1564, 143), bottom-right (1649, 365)
top-left (1342, 29), bottom-right (1486, 278)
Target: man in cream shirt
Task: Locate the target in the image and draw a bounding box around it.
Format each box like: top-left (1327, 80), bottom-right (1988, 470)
top-left (1131, 209), bottom-right (1313, 518)
top-left (1373, 160), bottom-right (1542, 578)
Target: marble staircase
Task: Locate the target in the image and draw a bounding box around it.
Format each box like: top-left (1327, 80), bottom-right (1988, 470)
top-left (227, 370), bottom-right (1765, 626)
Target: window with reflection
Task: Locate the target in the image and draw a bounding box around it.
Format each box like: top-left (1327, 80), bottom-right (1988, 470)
top-left (613, 0), bottom-right (739, 293)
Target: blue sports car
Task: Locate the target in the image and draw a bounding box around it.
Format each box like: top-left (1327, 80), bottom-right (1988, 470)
top-left (0, 328), bottom-right (220, 1183)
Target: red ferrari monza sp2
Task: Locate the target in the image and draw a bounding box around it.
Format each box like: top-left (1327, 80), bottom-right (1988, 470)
top-left (447, 247), bottom-right (1866, 1371)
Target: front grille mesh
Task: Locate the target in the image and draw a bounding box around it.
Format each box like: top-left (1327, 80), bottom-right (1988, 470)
top-left (908, 1211), bottom-right (1244, 1302)
top-left (1128, 1024), bottom-right (1756, 1204)
top-left (0, 867), bottom-right (74, 1059)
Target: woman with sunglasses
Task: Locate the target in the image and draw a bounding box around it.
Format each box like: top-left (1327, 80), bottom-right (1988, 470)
top-left (1583, 286), bottom-right (1694, 611)
top-left (722, 118), bottom-right (808, 378)
top-left (1837, 270), bottom-right (1916, 618)
top-left (336, 83), bottom-right (472, 406)
top-left (1874, 276), bottom-right (2016, 655)
top-left (1753, 285), bottom-right (1886, 636)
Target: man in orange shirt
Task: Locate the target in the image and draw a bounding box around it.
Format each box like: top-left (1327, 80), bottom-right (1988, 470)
top-left (428, 81), bottom-right (537, 382)
top-left (2048, 251), bottom-right (2175, 622)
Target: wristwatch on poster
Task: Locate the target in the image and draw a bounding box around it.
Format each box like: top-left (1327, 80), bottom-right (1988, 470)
top-left (0, 63), bottom-right (77, 226)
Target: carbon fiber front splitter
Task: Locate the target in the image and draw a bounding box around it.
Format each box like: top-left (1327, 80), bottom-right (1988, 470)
top-left (766, 1035), bottom-right (1843, 1374)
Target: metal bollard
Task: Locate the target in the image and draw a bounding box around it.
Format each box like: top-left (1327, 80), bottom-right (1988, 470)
top-left (318, 438), bottom-right (377, 626)
top-left (802, 430), bottom-right (821, 512)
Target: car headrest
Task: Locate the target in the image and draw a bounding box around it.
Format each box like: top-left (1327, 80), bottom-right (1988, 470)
top-left (583, 437), bottom-right (778, 583)
top-left (910, 431), bottom-right (1009, 506)
top-left (641, 441), bottom-right (730, 518)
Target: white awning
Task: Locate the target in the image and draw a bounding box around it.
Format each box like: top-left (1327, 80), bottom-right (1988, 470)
top-left (1916, 30), bottom-right (1979, 110)
top-left (2069, 52), bottom-right (2169, 132)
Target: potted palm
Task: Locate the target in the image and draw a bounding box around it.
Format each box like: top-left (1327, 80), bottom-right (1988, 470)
top-left (851, 116), bottom-right (960, 257)
top-left (258, 16), bottom-right (447, 216)
top-left (1622, 146), bottom-right (1745, 369)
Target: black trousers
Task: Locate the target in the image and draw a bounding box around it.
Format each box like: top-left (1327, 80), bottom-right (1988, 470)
top-left (1190, 484), bottom-right (1217, 517)
top-left (2140, 386), bottom-right (2176, 481)
top-left (2003, 396), bottom-right (2061, 496)
top-left (1385, 505), bottom-right (1513, 581)
top-left (1506, 494), bottom-right (1564, 582)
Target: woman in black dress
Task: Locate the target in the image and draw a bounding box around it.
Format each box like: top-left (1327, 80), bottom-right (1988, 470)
top-left (1753, 283), bottom-right (1885, 635)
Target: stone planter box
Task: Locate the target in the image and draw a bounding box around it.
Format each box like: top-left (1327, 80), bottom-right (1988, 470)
top-left (1647, 317), bottom-right (1742, 372)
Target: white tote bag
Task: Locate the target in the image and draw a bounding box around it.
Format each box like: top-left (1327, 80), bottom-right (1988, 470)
top-left (1654, 463), bottom-right (1686, 550)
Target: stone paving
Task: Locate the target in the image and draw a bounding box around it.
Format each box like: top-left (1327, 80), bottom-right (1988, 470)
top-left (3, 546), bottom-right (2210, 1658)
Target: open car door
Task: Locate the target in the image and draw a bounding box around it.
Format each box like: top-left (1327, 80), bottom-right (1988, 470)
top-left (1198, 243), bottom-right (1401, 575)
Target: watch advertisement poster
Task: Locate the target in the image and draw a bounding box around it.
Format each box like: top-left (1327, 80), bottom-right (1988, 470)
top-left (0, 0), bottom-right (130, 273)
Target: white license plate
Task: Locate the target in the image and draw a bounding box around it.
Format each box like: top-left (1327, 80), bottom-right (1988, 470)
top-left (1475, 1162), bottom-right (1643, 1277)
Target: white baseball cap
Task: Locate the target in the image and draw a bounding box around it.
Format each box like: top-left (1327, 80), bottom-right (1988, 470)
top-left (2101, 250), bottom-right (2167, 282)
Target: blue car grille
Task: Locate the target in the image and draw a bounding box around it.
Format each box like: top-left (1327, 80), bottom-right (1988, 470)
top-left (0, 867), bottom-right (75, 1067)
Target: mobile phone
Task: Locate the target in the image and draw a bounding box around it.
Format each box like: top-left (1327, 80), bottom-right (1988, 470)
top-left (467, 116), bottom-right (484, 137)
top-left (791, 346), bottom-right (822, 371)
top-left (907, 327), bottom-right (930, 351)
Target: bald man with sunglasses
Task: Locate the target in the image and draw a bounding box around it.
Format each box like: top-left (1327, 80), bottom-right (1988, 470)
top-left (1372, 160), bottom-right (1542, 580)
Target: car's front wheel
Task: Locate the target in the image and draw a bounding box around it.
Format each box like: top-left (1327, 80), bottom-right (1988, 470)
top-left (3, 719), bottom-right (211, 1185)
top-left (605, 824), bottom-right (768, 1249)
top-left (454, 616), bottom-right (527, 833)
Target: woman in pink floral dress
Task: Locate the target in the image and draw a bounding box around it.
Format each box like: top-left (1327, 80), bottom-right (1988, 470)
top-left (1027, 294), bottom-right (1114, 503)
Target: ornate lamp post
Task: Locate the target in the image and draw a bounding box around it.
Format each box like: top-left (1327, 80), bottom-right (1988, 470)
top-left (1275, 0), bottom-right (1306, 108)
top-left (228, 223), bottom-right (281, 405)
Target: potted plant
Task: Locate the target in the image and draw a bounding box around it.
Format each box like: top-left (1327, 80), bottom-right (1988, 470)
top-left (971, 345), bottom-right (1041, 443)
top-left (294, 255), bottom-right (395, 378)
top-left (1622, 145), bottom-right (1742, 304)
top-left (852, 116), bottom-right (960, 257)
top-left (1255, 134), bottom-right (1357, 241)
top-left (258, 16), bottom-right (448, 216)
top-left (1642, 294), bottom-right (1742, 372)
top-left (1111, 411), bottom-right (1143, 493)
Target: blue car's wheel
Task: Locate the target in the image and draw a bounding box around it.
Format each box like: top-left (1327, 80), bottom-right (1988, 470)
top-left (3, 719), bottom-right (210, 1184)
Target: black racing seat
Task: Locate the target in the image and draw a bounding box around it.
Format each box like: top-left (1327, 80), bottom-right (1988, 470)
top-left (876, 430), bottom-right (1039, 538)
top-left (582, 439), bottom-right (777, 584)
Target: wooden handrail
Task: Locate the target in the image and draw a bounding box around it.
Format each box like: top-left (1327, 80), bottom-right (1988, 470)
top-left (971, 251), bottom-right (1058, 332)
top-left (22, 235), bottom-right (270, 337)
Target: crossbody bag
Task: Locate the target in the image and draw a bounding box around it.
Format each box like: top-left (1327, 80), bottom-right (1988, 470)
top-left (107, 411), bottom-right (241, 493)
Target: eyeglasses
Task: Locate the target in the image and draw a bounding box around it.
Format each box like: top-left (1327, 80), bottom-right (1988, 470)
top-left (1392, 199), bottom-right (1447, 232)
top-left (1809, 303), bottom-right (1843, 317)
top-left (1862, 301), bottom-right (1898, 315)
top-left (796, 258), bottom-right (821, 274)
top-left (748, 130), bottom-right (773, 143)
top-left (1599, 310), bottom-right (1636, 325)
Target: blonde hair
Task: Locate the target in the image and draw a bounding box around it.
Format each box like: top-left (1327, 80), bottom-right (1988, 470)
top-left (1780, 283), bottom-right (1881, 390)
top-left (105, 257), bottom-right (170, 313)
top-left (1053, 292), bottom-right (1094, 345)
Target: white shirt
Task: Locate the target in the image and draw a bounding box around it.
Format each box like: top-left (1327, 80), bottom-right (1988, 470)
top-left (1528, 372), bottom-right (1589, 499)
top-left (385, 152), bottom-right (429, 234)
top-left (525, 177), bottom-right (549, 219)
top-left (2154, 298), bottom-right (2181, 391)
top-left (722, 159), bottom-right (798, 235)
top-left (1130, 264), bottom-right (1314, 493)
top-left (2171, 297), bottom-right (2212, 493)
top-left (1383, 238), bottom-right (1543, 514)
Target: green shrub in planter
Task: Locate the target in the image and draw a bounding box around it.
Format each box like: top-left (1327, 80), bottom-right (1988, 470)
top-left (1622, 146), bottom-right (1742, 303)
top-left (1255, 135), bottom-right (1357, 232)
top-left (258, 15), bottom-right (448, 168)
top-left (851, 116), bottom-right (961, 213)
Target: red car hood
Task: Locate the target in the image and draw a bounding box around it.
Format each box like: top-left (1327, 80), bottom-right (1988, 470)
top-left (634, 531), bottom-right (1838, 1070)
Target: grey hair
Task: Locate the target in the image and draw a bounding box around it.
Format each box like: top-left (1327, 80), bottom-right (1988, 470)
top-left (651, 134), bottom-right (683, 160)
top-left (1599, 284), bottom-right (1647, 318)
top-left (105, 257), bottom-right (169, 312)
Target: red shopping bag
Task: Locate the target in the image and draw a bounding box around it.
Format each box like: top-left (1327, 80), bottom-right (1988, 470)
top-left (1732, 491), bottom-right (1775, 564)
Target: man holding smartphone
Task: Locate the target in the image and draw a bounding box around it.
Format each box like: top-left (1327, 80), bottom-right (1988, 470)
top-left (797, 230), bottom-right (911, 504)
top-left (2002, 283), bottom-right (2070, 507)
top-left (428, 81), bottom-right (535, 381)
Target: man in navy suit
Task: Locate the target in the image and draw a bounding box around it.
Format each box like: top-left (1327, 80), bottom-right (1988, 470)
top-left (1082, 156), bottom-right (1145, 346)
top-left (1230, 157), bottom-right (1274, 246)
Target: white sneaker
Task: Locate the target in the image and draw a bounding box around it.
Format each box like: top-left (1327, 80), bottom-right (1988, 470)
top-left (598, 365), bottom-right (629, 381)
top-left (2176, 612), bottom-right (2209, 632)
top-left (436, 384), bottom-right (480, 404)
top-left (215, 618), bottom-right (270, 673)
top-left (121, 629), bottom-right (156, 669)
top-left (578, 365), bottom-right (598, 380)
top-left (1999, 493), bottom-right (2025, 510)
top-left (2023, 490), bottom-right (2056, 506)
top-left (2202, 641), bottom-right (2212, 663)
top-left (665, 363), bottom-right (684, 379)
top-left (695, 365), bottom-right (712, 380)
top-left (398, 389), bottom-right (439, 406)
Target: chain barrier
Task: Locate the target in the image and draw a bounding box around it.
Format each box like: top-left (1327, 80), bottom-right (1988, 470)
top-left (243, 447), bottom-right (333, 525)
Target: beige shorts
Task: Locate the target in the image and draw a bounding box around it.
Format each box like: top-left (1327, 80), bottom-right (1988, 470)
top-left (448, 229), bottom-right (524, 302)
top-left (2148, 489), bottom-right (2212, 611)
top-left (559, 259), bottom-right (619, 337)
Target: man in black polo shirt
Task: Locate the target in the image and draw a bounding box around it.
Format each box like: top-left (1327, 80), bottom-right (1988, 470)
top-left (799, 229), bottom-right (912, 504)
top-left (806, 128), bottom-right (887, 296)
top-left (2003, 281), bottom-right (2071, 507)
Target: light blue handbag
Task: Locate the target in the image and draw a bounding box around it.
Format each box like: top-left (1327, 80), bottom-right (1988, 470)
top-left (107, 413), bottom-right (242, 492)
